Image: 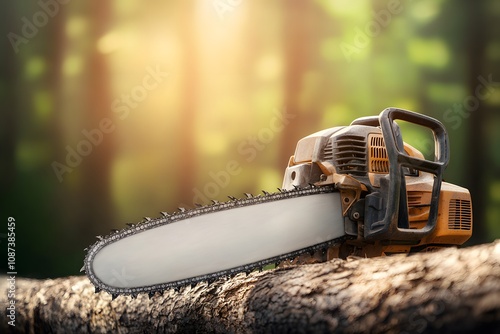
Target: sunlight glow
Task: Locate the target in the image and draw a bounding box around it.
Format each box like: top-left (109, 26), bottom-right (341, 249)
top-left (320, 0), bottom-right (368, 17)
top-left (97, 31), bottom-right (122, 54)
top-left (62, 55), bottom-right (83, 77)
top-left (65, 16), bottom-right (88, 38)
top-left (255, 53), bottom-right (283, 81)
top-left (33, 90), bottom-right (53, 122)
top-left (407, 38), bottom-right (450, 68)
top-left (25, 57), bottom-right (46, 80)
top-left (409, 0), bottom-right (442, 23)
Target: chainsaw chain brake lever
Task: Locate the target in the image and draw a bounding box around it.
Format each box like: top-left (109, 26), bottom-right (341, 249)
top-left (363, 107), bottom-right (450, 243)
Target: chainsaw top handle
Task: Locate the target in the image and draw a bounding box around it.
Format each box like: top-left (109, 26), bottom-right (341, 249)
top-left (363, 108), bottom-right (450, 243)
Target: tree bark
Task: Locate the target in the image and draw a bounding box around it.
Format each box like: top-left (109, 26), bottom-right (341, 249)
top-left (2, 241), bottom-right (500, 333)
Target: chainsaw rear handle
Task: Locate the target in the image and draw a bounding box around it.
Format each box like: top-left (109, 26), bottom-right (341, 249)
top-left (364, 108), bottom-right (450, 242)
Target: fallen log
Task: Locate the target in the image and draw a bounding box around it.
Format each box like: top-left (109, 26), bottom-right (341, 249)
top-left (1, 241), bottom-right (500, 333)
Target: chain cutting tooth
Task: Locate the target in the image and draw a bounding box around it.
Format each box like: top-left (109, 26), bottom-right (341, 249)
top-left (111, 293), bottom-right (119, 300)
top-left (130, 293), bottom-right (138, 299)
top-left (227, 196), bottom-right (237, 201)
top-left (244, 193), bottom-right (253, 198)
top-left (96, 235), bottom-right (103, 241)
top-left (195, 203), bottom-right (203, 207)
top-left (143, 217), bottom-right (152, 222)
top-left (160, 212), bottom-right (170, 217)
top-left (80, 265), bottom-right (85, 273)
top-left (211, 199), bottom-right (219, 205)
top-left (126, 223), bottom-right (136, 227)
top-left (148, 291), bottom-right (156, 299)
top-left (262, 190), bottom-right (270, 196)
top-left (178, 207), bottom-right (186, 213)
top-left (95, 287), bottom-right (101, 293)
top-left (173, 286), bottom-right (181, 293)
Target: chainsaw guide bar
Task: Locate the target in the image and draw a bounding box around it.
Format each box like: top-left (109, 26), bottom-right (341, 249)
top-left (83, 186), bottom-right (347, 298)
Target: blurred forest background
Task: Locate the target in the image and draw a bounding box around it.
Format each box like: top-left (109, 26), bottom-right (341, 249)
top-left (1, 0), bottom-right (500, 278)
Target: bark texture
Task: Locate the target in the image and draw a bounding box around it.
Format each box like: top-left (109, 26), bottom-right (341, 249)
top-left (2, 241), bottom-right (500, 333)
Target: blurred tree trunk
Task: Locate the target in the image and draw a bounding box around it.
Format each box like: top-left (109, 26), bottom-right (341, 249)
top-left (0, 2), bottom-right (20, 215)
top-left (45, 0), bottom-right (71, 276)
top-left (2, 241), bottom-right (499, 333)
top-left (79, 1), bottom-right (116, 239)
top-left (278, 2), bottom-right (315, 167)
top-left (1, 2), bottom-right (71, 277)
top-left (464, 0), bottom-right (487, 244)
top-left (177, 2), bottom-right (199, 205)
top-left (465, 0), bottom-right (500, 244)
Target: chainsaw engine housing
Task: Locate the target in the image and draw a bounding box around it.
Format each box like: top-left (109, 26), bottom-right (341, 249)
top-left (282, 108), bottom-right (472, 256)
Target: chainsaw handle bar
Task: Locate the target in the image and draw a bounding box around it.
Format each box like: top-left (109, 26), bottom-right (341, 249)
top-left (364, 108), bottom-right (450, 242)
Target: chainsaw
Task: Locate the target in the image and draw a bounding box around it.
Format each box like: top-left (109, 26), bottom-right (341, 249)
top-left (83, 108), bottom-right (472, 298)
